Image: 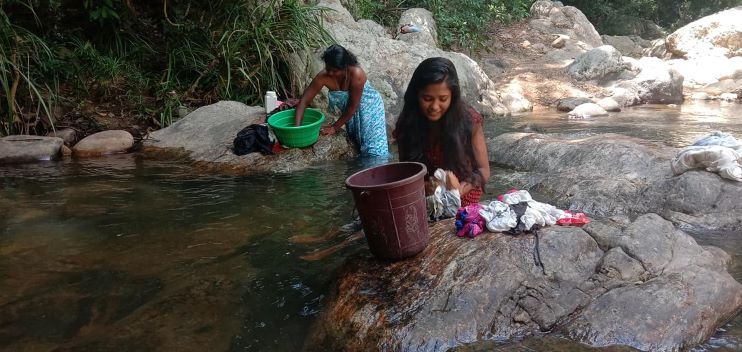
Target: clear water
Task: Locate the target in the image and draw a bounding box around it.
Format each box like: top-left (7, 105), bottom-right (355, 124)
top-left (1, 101), bottom-right (741, 351)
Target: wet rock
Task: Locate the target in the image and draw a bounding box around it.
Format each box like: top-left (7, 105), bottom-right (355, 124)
top-left (142, 101), bottom-right (355, 174)
top-left (567, 45), bottom-right (627, 82)
top-left (666, 6), bottom-right (742, 59)
top-left (289, 0), bottom-right (507, 124)
top-left (306, 215), bottom-right (742, 352)
top-left (556, 97), bottom-right (593, 112)
top-left (690, 92), bottom-right (710, 100)
top-left (72, 130), bottom-right (134, 157)
top-left (46, 128), bottom-right (77, 146)
top-left (397, 8), bottom-right (437, 47)
top-left (0, 135), bottom-right (63, 164)
top-left (596, 97), bottom-right (621, 112)
top-left (529, 0), bottom-right (602, 48)
top-left (568, 103), bottom-right (608, 118)
top-left (61, 145), bottom-right (72, 156)
top-left (486, 133), bottom-right (742, 230)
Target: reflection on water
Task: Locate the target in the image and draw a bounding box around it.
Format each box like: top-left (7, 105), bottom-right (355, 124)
top-left (1, 102), bottom-right (742, 351)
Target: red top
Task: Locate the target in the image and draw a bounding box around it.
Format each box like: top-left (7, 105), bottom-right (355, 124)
top-left (425, 108), bottom-right (484, 206)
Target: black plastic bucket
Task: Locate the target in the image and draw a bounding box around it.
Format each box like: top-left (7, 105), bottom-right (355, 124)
top-left (345, 162), bottom-right (429, 260)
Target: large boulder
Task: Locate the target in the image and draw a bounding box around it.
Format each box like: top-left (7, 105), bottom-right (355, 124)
top-left (142, 101), bottom-right (354, 174)
top-left (600, 35), bottom-right (644, 58)
top-left (397, 8), bottom-right (437, 47)
top-left (306, 215), bottom-right (742, 352)
top-left (611, 57), bottom-right (684, 105)
top-left (289, 0), bottom-right (507, 128)
top-left (487, 133), bottom-right (742, 231)
top-left (529, 0), bottom-right (602, 48)
top-left (567, 45), bottom-right (627, 82)
top-left (72, 130), bottom-right (134, 157)
top-left (667, 56), bottom-right (742, 88)
top-left (666, 6), bottom-right (742, 59)
top-left (0, 135), bottom-right (63, 164)
top-left (601, 14), bottom-right (664, 39)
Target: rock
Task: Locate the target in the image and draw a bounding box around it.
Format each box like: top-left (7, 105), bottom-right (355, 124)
top-left (359, 19), bottom-right (390, 39)
top-left (667, 57), bottom-right (742, 88)
top-left (596, 97), bottom-right (621, 112)
top-left (567, 45), bottom-right (627, 82)
top-left (486, 133), bottom-right (742, 230)
top-left (600, 35), bottom-right (643, 58)
top-left (642, 38), bottom-right (671, 59)
top-left (556, 97), bottom-right (593, 111)
top-left (61, 145), bottom-right (72, 156)
top-left (532, 43), bottom-right (546, 52)
top-left (666, 6), bottom-right (742, 59)
top-left (46, 128), bottom-right (76, 146)
top-left (72, 130), bottom-right (134, 157)
top-left (142, 101), bottom-right (355, 174)
top-left (529, 0), bottom-right (602, 48)
top-left (397, 8), bottom-right (437, 47)
top-left (289, 0), bottom-right (507, 124)
top-left (690, 92), bottom-right (710, 100)
top-left (0, 135), bottom-right (63, 164)
top-left (720, 93), bottom-right (738, 101)
top-left (306, 215), bottom-right (742, 352)
top-left (568, 103), bottom-right (608, 118)
top-left (698, 79), bottom-right (742, 96)
top-left (612, 57), bottom-right (684, 105)
top-left (601, 14), bottom-right (664, 39)
top-left (520, 40), bottom-right (532, 48)
top-left (499, 81), bottom-right (533, 114)
top-left (551, 34), bottom-right (567, 48)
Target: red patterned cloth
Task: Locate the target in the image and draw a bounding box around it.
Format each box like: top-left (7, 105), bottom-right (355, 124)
top-left (425, 108), bottom-right (484, 206)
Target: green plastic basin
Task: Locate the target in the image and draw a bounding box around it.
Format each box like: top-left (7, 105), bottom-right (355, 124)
top-left (267, 108), bottom-right (326, 148)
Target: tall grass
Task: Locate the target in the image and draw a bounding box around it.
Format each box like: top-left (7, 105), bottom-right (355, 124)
top-left (0, 0), bottom-right (56, 136)
top-left (1, 0), bottom-right (332, 135)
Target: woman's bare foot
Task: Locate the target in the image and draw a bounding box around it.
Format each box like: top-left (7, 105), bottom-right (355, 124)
top-left (446, 171), bottom-right (460, 191)
top-left (299, 231), bottom-right (364, 261)
top-left (289, 227), bottom-right (342, 244)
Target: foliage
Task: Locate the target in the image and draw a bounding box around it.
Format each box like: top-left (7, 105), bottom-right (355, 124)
top-left (562, 0), bottom-right (742, 34)
top-left (0, 0), bottom-right (57, 135)
top-left (0, 0), bottom-right (331, 136)
top-left (345, 0), bottom-right (535, 51)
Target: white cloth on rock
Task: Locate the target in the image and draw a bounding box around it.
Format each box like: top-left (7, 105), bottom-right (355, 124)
top-left (671, 145), bottom-right (742, 182)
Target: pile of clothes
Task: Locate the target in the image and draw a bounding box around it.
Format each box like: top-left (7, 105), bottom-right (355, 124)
top-left (671, 131), bottom-right (742, 182)
top-left (454, 189), bottom-right (589, 238)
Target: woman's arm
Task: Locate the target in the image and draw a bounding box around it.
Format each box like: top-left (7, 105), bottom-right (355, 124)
top-left (321, 67), bottom-right (365, 135)
top-left (295, 73), bottom-right (327, 126)
top-left (457, 121), bottom-right (490, 195)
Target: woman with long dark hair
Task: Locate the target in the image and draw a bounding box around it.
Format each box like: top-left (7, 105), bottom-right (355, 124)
top-left (294, 44), bottom-right (390, 158)
top-left (394, 57), bottom-right (490, 206)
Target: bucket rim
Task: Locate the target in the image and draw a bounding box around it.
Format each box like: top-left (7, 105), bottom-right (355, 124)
top-left (344, 161), bottom-right (427, 191)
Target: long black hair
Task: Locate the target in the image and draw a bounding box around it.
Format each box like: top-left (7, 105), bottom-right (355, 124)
top-left (321, 44), bottom-right (358, 69)
top-left (395, 57), bottom-right (482, 187)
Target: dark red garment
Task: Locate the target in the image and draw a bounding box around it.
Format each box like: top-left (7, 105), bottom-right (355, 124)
top-left (425, 108), bottom-right (484, 206)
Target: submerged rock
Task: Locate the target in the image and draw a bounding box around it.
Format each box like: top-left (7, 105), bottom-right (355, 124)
top-left (142, 101), bottom-right (355, 174)
top-left (306, 215), bottom-right (742, 352)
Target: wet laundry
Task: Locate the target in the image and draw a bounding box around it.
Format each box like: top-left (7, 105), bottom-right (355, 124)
top-left (672, 145), bottom-right (742, 182)
top-left (427, 168), bottom-right (461, 220)
top-left (233, 124), bottom-right (275, 156)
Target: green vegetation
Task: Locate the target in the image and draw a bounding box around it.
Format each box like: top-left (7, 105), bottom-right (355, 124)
top-left (562, 0), bottom-right (742, 35)
top-left (346, 0), bottom-right (534, 51)
top-left (0, 0), bottom-right (330, 136)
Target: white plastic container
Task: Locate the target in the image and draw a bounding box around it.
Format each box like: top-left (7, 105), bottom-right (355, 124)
top-left (265, 91), bottom-right (278, 115)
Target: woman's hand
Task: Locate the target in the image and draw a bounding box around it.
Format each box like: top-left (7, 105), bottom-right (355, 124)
top-left (320, 125), bottom-right (338, 136)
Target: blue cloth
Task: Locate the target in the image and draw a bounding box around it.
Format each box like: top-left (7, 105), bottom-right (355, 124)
top-left (328, 81), bottom-right (391, 158)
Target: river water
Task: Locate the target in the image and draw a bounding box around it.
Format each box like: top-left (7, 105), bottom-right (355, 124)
top-left (1, 101), bottom-right (741, 351)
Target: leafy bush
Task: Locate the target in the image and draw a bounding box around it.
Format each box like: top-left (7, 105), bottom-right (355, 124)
top-left (0, 0), bottom-right (331, 135)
